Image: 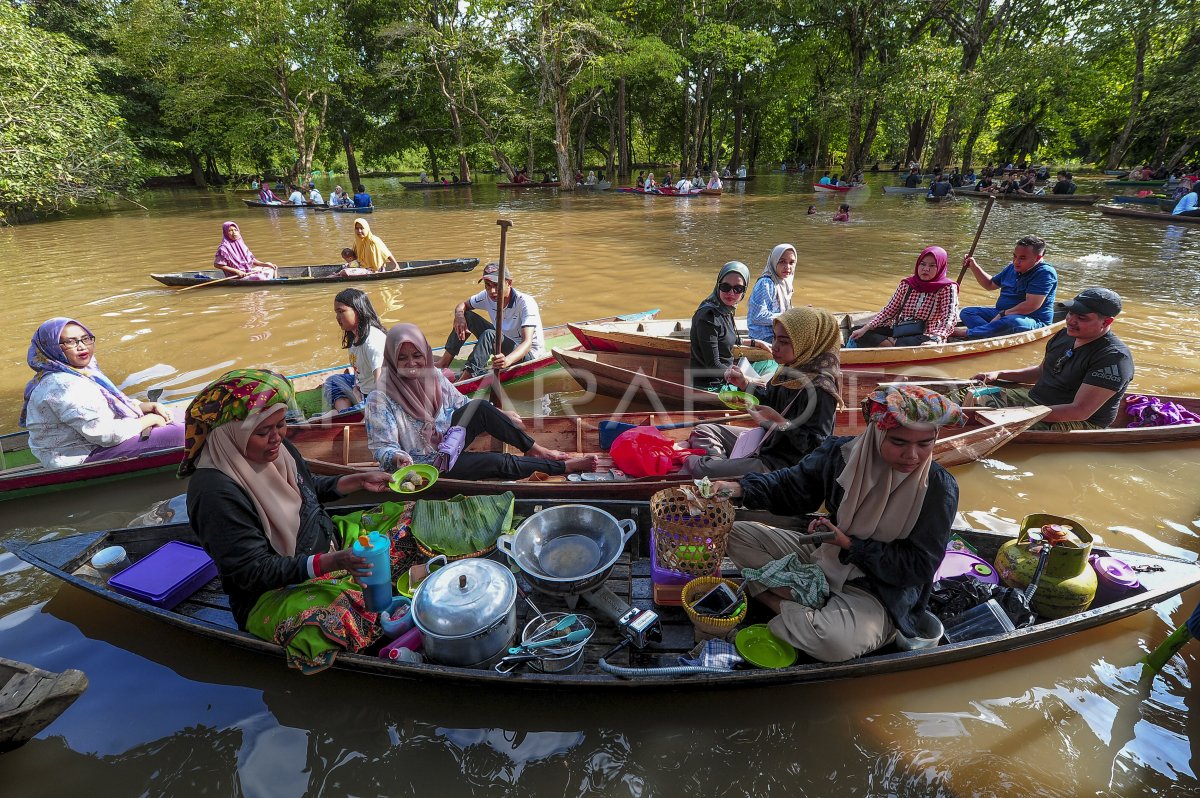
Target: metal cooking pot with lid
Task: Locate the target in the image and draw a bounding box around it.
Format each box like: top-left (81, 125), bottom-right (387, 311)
top-left (411, 557), bottom-right (517, 667)
top-left (497, 504), bottom-right (637, 596)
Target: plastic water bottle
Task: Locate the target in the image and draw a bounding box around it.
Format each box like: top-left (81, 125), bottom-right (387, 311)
top-left (352, 532), bottom-right (393, 613)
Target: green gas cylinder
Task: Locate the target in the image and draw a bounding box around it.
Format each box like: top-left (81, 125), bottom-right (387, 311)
top-left (994, 513), bottom-right (1098, 619)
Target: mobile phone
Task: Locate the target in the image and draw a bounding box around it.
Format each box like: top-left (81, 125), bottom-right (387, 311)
top-left (694, 582), bottom-right (739, 616)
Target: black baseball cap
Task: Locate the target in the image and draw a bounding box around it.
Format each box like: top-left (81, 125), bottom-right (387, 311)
top-left (1063, 287), bottom-right (1122, 317)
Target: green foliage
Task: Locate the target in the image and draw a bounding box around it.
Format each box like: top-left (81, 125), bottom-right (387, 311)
top-left (0, 3), bottom-right (143, 220)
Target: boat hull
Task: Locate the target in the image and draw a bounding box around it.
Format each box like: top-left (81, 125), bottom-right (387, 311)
top-left (150, 258), bottom-right (479, 287)
top-left (1099, 205), bottom-right (1200, 224)
top-left (6, 504), bottom-right (1196, 689)
top-left (955, 189), bottom-right (1099, 205)
top-left (0, 656), bottom-right (87, 752)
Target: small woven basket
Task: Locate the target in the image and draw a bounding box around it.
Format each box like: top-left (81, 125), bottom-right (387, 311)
top-left (651, 487), bottom-right (735, 577)
top-left (682, 576), bottom-right (747, 640)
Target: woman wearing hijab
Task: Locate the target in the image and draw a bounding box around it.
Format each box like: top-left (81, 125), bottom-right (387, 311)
top-left (713, 385), bottom-right (963, 662)
top-left (21, 318), bottom-right (184, 468)
top-left (848, 246), bottom-right (959, 347)
top-left (746, 244), bottom-right (798, 343)
top-left (365, 324), bottom-right (598, 479)
top-left (214, 222), bottom-right (278, 280)
top-left (707, 171), bottom-right (723, 190)
top-left (351, 218), bottom-right (400, 273)
top-left (686, 307), bottom-right (841, 477)
top-left (689, 261), bottom-right (771, 390)
top-left (182, 369), bottom-right (393, 672)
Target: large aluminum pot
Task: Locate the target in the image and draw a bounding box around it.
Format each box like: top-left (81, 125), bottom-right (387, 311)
top-left (497, 505), bottom-right (636, 596)
top-left (411, 557), bottom-right (516, 666)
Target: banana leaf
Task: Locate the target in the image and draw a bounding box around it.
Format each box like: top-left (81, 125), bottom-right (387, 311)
top-left (411, 492), bottom-right (515, 556)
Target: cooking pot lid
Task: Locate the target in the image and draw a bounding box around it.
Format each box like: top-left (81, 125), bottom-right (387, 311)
top-left (413, 558), bottom-right (515, 637)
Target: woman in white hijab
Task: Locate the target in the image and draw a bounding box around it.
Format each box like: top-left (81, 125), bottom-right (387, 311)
top-left (746, 244), bottom-right (797, 343)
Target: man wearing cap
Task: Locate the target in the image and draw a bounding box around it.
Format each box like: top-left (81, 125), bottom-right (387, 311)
top-left (306, 183), bottom-right (324, 205)
top-left (969, 288), bottom-right (1134, 430)
top-left (951, 234), bottom-right (1057, 340)
top-left (433, 262), bottom-right (546, 378)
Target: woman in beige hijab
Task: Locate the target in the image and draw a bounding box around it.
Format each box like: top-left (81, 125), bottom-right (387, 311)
top-left (713, 385), bottom-right (964, 662)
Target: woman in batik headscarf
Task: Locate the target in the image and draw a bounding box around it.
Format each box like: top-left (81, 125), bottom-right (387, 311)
top-left (713, 384), bottom-right (964, 662)
top-left (686, 307), bottom-right (842, 477)
top-left (181, 369), bottom-right (392, 672)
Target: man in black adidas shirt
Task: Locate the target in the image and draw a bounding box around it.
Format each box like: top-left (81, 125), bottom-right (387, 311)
top-left (969, 288), bottom-right (1134, 430)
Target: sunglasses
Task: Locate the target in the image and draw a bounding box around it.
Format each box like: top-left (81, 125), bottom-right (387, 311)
top-left (1050, 349), bottom-right (1073, 374)
top-left (718, 283), bottom-right (746, 296)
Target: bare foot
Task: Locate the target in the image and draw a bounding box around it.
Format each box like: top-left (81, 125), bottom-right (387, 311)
top-left (949, 325), bottom-right (968, 339)
top-left (433, 351), bottom-right (453, 370)
top-left (527, 444), bottom-right (571, 461)
top-left (564, 454), bottom-right (600, 474)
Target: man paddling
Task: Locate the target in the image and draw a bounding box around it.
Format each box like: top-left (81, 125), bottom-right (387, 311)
top-left (433, 262), bottom-right (546, 379)
top-left (968, 288), bottom-right (1134, 431)
top-left (951, 234), bottom-right (1057, 339)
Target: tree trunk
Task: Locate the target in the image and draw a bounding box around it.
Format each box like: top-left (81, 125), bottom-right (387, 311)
top-left (577, 108), bottom-right (592, 169)
top-left (1106, 28), bottom-right (1149, 170)
top-left (446, 99), bottom-right (471, 182)
top-left (858, 98), bottom-right (884, 166)
top-left (1150, 128), bottom-right (1171, 167)
top-left (1164, 136), bottom-right (1198, 171)
top-left (731, 80), bottom-right (744, 170)
top-left (341, 132), bottom-right (360, 188)
top-left (617, 78), bottom-right (629, 176)
top-left (185, 149), bottom-right (208, 188)
top-left (959, 102), bottom-right (990, 172)
top-left (606, 110), bottom-right (617, 180)
top-left (425, 140), bottom-right (439, 181)
top-left (680, 63), bottom-right (691, 172)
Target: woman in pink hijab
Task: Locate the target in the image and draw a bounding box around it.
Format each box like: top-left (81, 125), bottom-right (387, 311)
top-left (847, 246), bottom-right (959, 347)
top-left (214, 222), bottom-right (278, 280)
top-left (365, 323), bottom-right (598, 479)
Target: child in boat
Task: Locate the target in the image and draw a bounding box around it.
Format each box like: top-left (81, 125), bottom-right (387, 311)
top-left (832, 203), bottom-right (851, 222)
top-left (322, 288), bottom-right (388, 413)
top-left (335, 247), bottom-right (370, 277)
top-left (712, 385), bottom-right (963, 662)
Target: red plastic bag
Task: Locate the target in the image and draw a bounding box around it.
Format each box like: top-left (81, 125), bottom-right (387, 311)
top-left (610, 426), bottom-right (702, 477)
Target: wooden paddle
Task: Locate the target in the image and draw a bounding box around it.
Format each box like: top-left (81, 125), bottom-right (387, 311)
top-left (489, 219), bottom-right (514, 408)
top-left (177, 273), bottom-right (243, 292)
top-left (955, 194), bottom-right (996, 286)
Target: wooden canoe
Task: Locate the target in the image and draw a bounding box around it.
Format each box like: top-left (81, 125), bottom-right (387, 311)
top-left (400, 182), bottom-right (472, 189)
top-left (496, 181), bottom-right (561, 189)
top-left (293, 400), bottom-right (1047, 492)
top-left (954, 188), bottom-right (1100, 205)
top-left (0, 656), bottom-right (87, 752)
top-left (315, 204), bottom-right (373, 213)
top-left (1098, 205), bottom-right (1200, 224)
top-left (567, 314), bottom-right (1066, 368)
top-left (150, 258), bottom-right (479, 287)
top-left (7, 501), bottom-right (1197, 689)
top-left (553, 350), bottom-right (1200, 447)
top-left (615, 187), bottom-right (721, 197)
top-left (575, 181), bottom-right (613, 190)
top-left (1104, 180), bottom-right (1168, 187)
top-left (241, 199), bottom-right (327, 208)
top-left (1112, 194), bottom-right (1166, 205)
top-left (813, 183), bottom-right (853, 192)
top-left (882, 186), bottom-right (927, 194)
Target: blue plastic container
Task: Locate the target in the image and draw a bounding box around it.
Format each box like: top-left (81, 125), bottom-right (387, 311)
top-left (108, 541), bottom-right (217, 610)
top-left (352, 531), bottom-right (393, 613)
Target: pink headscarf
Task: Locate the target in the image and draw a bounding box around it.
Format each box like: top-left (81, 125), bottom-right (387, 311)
top-left (901, 246), bottom-right (953, 293)
top-left (379, 323), bottom-right (443, 445)
top-left (214, 222), bottom-right (255, 269)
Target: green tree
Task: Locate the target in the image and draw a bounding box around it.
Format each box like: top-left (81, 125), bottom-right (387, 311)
top-left (0, 2), bottom-right (142, 221)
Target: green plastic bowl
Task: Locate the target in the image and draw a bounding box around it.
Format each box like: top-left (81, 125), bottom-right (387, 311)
top-left (389, 463), bottom-right (439, 494)
top-left (717, 389), bottom-right (760, 412)
top-left (735, 624), bottom-right (798, 669)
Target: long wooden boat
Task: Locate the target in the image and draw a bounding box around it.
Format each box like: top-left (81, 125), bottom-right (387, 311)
top-left (1098, 205), bottom-right (1200, 225)
top-left (1104, 179), bottom-right (1168, 187)
top-left (813, 183), bottom-right (853, 192)
top-left (496, 181), bottom-right (561, 189)
top-left (1112, 194), bottom-right (1166, 205)
top-left (615, 187), bottom-right (721, 197)
top-left (1011, 392), bottom-right (1200, 445)
top-left (575, 181), bottom-right (612, 191)
top-left (881, 186), bottom-right (927, 194)
top-left (567, 314), bottom-right (1066, 368)
top-left (723, 175), bottom-right (754, 181)
top-left (315, 204), bottom-right (374, 213)
top-left (955, 188), bottom-right (1099, 205)
top-left (1104, 170), bottom-right (1128, 176)
top-left (150, 258), bottom-right (479, 287)
top-left (0, 656), bottom-right (87, 752)
top-left (294, 399), bottom-right (1046, 492)
top-left (400, 181), bottom-right (472, 190)
top-left (7, 500), bottom-right (1196, 689)
top-left (241, 199), bottom-right (327, 209)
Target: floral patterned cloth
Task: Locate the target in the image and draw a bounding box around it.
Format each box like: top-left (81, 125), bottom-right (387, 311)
top-left (861, 385), bottom-right (964, 430)
top-left (179, 368), bottom-right (295, 476)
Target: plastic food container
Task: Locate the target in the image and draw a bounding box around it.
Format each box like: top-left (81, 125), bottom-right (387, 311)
top-left (942, 599), bottom-right (1016, 643)
top-left (895, 610), bottom-right (944, 651)
top-left (1090, 554), bottom-right (1143, 606)
top-left (650, 534), bottom-right (693, 606)
top-left (935, 550), bottom-right (1001, 586)
top-left (107, 541), bottom-right (217, 609)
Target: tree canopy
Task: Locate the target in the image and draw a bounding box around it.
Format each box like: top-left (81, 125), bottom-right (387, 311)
top-left (6, 0), bottom-right (1199, 215)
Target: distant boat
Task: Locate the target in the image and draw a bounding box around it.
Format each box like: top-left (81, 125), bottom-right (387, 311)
top-left (813, 183), bottom-right (853, 192)
top-left (882, 186), bottom-right (927, 194)
top-left (1098, 205), bottom-right (1200, 224)
top-left (496, 181), bottom-right (561, 189)
top-left (955, 189), bottom-right (1099, 206)
top-left (150, 258), bottom-right (479, 287)
top-left (400, 181), bottom-right (472, 190)
top-left (0, 657), bottom-right (87, 752)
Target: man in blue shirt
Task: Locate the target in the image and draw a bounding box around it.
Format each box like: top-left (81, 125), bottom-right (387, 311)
top-left (352, 184), bottom-right (372, 207)
top-left (818, 172), bottom-right (832, 185)
top-left (951, 234), bottom-right (1057, 339)
top-left (1172, 182), bottom-right (1198, 216)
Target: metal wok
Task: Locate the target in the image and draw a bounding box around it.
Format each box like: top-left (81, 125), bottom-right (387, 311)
top-left (497, 505), bottom-right (636, 596)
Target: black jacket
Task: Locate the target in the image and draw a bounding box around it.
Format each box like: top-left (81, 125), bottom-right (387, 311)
top-left (739, 435), bottom-right (959, 637)
top-left (750, 381), bottom-right (839, 470)
top-left (186, 439), bottom-right (344, 629)
top-left (689, 301), bottom-right (740, 389)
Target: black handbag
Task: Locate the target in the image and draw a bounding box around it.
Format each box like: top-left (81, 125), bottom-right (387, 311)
top-left (891, 319), bottom-right (927, 338)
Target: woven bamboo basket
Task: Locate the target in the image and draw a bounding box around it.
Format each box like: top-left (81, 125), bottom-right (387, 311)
top-left (650, 487), bottom-right (736, 578)
top-left (682, 576), bottom-right (748, 640)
